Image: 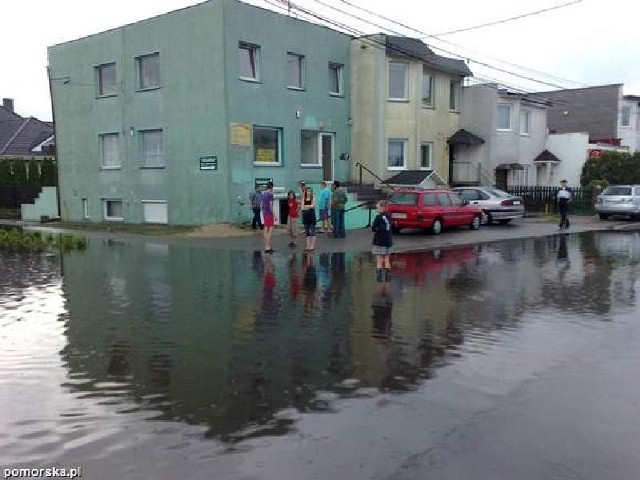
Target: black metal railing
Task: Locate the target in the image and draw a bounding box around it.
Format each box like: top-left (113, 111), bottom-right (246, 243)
top-left (507, 186), bottom-right (596, 215)
top-left (355, 162), bottom-right (398, 191)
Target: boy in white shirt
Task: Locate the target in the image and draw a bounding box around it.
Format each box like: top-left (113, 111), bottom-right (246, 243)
top-left (557, 179), bottom-right (572, 229)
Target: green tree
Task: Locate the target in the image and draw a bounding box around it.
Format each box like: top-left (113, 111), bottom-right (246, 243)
top-left (580, 151), bottom-right (640, 186)
top-left (12, 159), bottom-right (27, 185)
top-left (40, 158), bottom-right (57, 186)
top-left (26, 158), bottom-right (41, 186)
top-left (0, 159), bottom-right (13, 185)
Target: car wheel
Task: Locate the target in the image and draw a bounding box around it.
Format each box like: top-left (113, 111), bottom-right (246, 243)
top-left (598, 213), bottom-right (609, 220)
top-left (431, 218), bottom-right (442, 235)
top-left (498, 219), bottom-right (511, 225)
top-left (470, 215), bottom-right (481, 230)
top-left (486, 213), bottom-right (493, 225)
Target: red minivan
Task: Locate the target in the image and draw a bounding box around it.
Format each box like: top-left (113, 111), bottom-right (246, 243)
top-left (387, 188), bottom-right (483, 235)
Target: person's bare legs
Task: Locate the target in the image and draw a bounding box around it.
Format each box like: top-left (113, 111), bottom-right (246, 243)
top-left (310, 234), bottom-right (316, 250)
top-left (264, 226), bottom-right (273, 251)
top-left (383, 254), bottom-right (391, 270)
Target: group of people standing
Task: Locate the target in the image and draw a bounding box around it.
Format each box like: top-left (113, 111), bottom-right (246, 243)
top-left (250, 180), bottom-right (348, 253)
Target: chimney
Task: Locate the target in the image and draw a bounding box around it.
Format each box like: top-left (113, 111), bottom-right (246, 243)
top-left (2, 98), bottom-right (14, 112)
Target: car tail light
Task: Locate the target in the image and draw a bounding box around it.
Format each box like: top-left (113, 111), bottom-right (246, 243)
top-left (500, 199), bottom-right (513, 206)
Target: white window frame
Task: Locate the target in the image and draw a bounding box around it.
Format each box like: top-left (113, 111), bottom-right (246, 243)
top-left (253, 126), bottom-right (282, 166)
top-left (328, 62), bottom-right (343, 96)
top-left (238, 42), bottom-right (260, 81)
top-left (136, 52), bottom-right (161, 90)
top-left (621, 105), bottom-right (631, 127)
top-left (419, 142), bottom-right (433, 170)
top-left (82, 198), bottom-right (89, 219)
top-left (142, 200), bottom-right (168, 224)
top-left (497, 103), bottom-right (512, 131)
top-left (449, 80), bottom-right (461, 111)
top-left (139, 129), bottom-right (165, 168)
top-left (388, 61), bottom-right (409, 101)
top-left (520, 109), bottom-right (531, 135)
top-left (99, 133), bottom-right (120, 169)
top-left (103, 199), bottom-right (124, 222)
top-left (422, 67), bottom-right (434, 108)
top-left (287, 53), bottom-right (305, 90)
top-left (387, 139), bottom-right (407, 171)
top-left (96, 62), bottom-right (117, 97)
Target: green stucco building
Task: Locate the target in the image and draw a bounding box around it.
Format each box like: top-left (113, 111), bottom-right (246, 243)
top-left (48, 0), bottom-right (351, 225)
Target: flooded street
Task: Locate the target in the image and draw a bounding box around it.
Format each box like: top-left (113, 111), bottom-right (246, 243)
top-left (2, 231), bottom-right (640, 479)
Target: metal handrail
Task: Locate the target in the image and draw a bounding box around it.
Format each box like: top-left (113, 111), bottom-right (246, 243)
top-left (355, 162), bottom-right (398, 191)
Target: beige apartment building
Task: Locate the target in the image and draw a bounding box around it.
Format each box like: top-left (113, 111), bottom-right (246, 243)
top-left (350, 35), bottom-right (472, 185)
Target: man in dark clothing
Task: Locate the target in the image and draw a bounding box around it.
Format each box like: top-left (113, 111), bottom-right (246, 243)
top-left (557, 179), bottom-right (572, 229)
top-left (331, 181), bottom-right (347, 238)
top-left (249, 186), bottom-right (264, 230)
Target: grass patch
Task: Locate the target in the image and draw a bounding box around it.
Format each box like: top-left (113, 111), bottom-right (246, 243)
top-left (0, 229), bottom-right (87, 252)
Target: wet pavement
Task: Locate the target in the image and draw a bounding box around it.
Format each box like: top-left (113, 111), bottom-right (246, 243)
top-left (2, 224), bottom-right (640, 479)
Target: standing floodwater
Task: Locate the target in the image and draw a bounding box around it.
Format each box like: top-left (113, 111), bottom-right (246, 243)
top-left (1, 231), bottom-right (640, 479)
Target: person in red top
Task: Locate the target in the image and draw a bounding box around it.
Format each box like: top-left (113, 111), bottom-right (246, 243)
top-left (286, 190), bottom-right (299, 248)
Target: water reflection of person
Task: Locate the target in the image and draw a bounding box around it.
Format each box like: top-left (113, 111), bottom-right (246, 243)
top-left (252, 250), bottom-right (264, 277)
top-left (262, 253), bottom-right (278, 313)
top-left (557, 234), bottom-right (570, 266)
top-left (371, 278), bottom-right (393, 339)
top-left (301, 253), bottom-right (317, 312)
top-left (288, 254), bottom-right (301, 302)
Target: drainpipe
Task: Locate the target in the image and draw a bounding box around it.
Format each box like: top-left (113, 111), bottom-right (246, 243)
top-left (47, 66), bottom-right (62, 220)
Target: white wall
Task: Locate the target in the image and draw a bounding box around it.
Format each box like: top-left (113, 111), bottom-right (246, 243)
top-left (618, 98), bottom-right (640, 152)
top-left (543, 132), bottom-right (589, 187)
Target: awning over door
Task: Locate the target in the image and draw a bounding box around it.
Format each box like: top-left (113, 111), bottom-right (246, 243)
top-left (447, 129), bottom-right (485, 146)
top-left (495, 163), bottom-right (525, 170)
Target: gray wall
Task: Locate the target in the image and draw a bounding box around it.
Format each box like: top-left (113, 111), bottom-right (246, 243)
top-left (541, 84), bottom-right (622, 140)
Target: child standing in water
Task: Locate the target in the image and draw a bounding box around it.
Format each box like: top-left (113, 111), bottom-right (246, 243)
top-left (371, 200), bottom-right (393, 281)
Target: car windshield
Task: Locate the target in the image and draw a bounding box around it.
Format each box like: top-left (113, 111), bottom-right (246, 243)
top-left (603, 186), bottom-right (632, 196)
top-left (486, 188), bottom-right (511, 198)
top-left (389, 192), bottom-right (418, 205)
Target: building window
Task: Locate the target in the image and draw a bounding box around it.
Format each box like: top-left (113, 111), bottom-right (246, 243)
top-left (100, 133), bottom-right (120, 169)
top-left (103, 199), bottom-right (123, 221)
top-left (142, 201), bottom-right (168, 224)
top-left (136, 53), bottom-right (160, 89)
top-left (388, 139), bottom-right (406, 170)
top-left (253, 126), bottom-right (281, 165)
top-left (420, 142), bottom-right (433, 169)
top-left (520, 110), bottom-right (531, 135)
top-left (422, 67), bottom-right (434, 107)
top-left (140, 130), bottom-right (165, 168)
top-left (301, 130), bottom-right (319, 166)
top-left (449, 80), bottom-right (461, 110)
top-left (388, 62), bottom-right (408, 101)
top-left (96, 63), bottom-right (117, 96)
top-left (329, 62), bottom-right (343, 95)
top-left (621, 105), bottom-right (631, 127)
top-left (82, 198), bottom-right (89, 219)
top-left (497, 104), bottom-right (512, 130)
top-left (287, 53), bottom-right (305, 89)
top-left (239, 42), bottom-right (260, 81)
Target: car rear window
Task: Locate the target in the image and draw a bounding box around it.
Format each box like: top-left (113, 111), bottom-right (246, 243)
top-left (603, 186), bottom-right (632, 196)
top-left (389, 192), bottom-right (418, 205)
top-left (422, 193), bottom-right (437, 206)
top-left (487, 188), bottom-right (511, 198)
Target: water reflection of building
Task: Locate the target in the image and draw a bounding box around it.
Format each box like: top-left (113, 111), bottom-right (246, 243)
top-left (60, 242), bottom-right (356, 441)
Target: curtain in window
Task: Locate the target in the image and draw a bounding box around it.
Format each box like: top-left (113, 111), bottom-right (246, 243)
top-left (99, 63), bottom-right (117, 96)
top-left (139, 54), bottom-right (160, 88)
top-left (101, 134), bottom-right (119, 167)
top-left (142, 131), bottom-right (164, 167)
top-left (497, 105), bottom-right (511, 129)
top-left (388, 63), bottom-right (407, 99)
top-left (388, 141), bottom-right (404, 168)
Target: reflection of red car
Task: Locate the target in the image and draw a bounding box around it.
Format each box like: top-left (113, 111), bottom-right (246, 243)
top-left (387, 189), bottom-right (483, 235)
top-left (393, 246), bottom-right (480, 285)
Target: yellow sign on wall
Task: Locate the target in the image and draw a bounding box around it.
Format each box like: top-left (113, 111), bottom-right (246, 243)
top-left (230, 123), bottom-right (251, 148)
top-left (256, 148), bottom-right (276, 163)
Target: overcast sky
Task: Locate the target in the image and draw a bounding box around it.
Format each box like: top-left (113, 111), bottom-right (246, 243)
top-left (2, 0), bottom-right (638, 121)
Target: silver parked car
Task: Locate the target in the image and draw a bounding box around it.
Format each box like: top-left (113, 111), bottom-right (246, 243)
top-left (452, 186), bottom-right (525, 225)
top-left (595, 185), bottom-right (640, 220)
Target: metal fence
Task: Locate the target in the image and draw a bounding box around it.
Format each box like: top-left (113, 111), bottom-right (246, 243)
top-left (506, 186), bottom-right (596, 215)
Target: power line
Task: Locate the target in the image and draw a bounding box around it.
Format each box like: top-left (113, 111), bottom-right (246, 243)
top-left (334, 0), bottom-right (587, 89)
top-left (434, 0), bottom-right (584, 37)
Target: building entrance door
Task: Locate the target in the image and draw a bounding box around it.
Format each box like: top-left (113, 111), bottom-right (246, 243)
top-left (495, 169), bottom-right (508, 189)
top-left (320, 133), bottom-right (334, 181)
